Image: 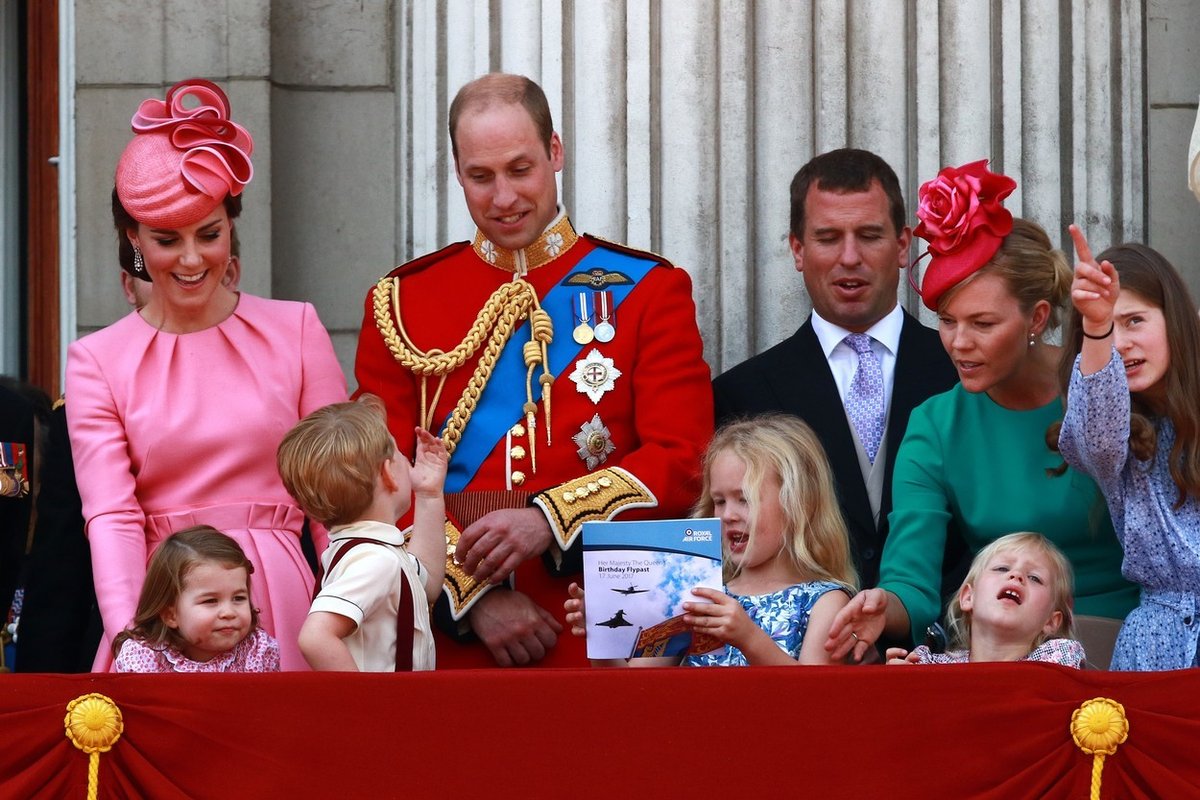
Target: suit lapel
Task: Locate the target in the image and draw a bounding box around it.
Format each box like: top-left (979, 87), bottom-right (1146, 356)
top-left (886, 314), bottom-right (922, 468)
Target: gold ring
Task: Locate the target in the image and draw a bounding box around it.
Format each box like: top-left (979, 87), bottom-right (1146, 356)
top-left (850, 631), bottom-right (859, 642)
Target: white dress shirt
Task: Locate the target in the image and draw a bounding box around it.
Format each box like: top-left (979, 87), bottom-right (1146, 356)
top-left (810, 304), bottom-right (904, 410)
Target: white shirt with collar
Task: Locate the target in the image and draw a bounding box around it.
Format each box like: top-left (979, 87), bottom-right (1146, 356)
top-left (310, 519), bottom-right (435, 672)
top-left (810, 304), bottom-right (904, 410)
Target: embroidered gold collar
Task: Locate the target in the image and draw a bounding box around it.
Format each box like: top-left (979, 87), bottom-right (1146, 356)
top-left (471, 214), bottom-right (579, 274)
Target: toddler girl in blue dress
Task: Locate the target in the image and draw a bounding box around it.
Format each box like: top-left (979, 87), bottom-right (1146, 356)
top-left (566, 414), bottom-right (858, 666)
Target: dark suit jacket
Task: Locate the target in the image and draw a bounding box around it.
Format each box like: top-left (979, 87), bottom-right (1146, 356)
top-left (15, 404), bottom-right (102, 672)
top-left (0, 384), bottom-right (36, 625)
top-left (712, 311), bottom-right (959, 591)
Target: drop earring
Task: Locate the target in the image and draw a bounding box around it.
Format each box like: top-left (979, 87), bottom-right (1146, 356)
top-left (133, 245), bottom-right (146, 275)
top-left (1028, 333), bottom-right (1036, 348)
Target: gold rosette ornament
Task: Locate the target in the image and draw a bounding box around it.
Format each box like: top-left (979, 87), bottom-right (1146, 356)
top-left (1070, 697), bottom-right (1129, 800)
top-left (64, 693), bottom-right (124, 800)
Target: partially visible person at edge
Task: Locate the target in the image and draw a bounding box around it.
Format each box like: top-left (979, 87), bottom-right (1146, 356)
top-left (712, 149), bottom-right (959, 595)
top-left (353, 72), bottom-right (713, 667)
top-left (65, 78), bottom-right (347, 671)
top-left (17, 245), bottom-right (238, 672)
top-left (825, 160), bottom-right (1137, 662)
top-left (0, 378), bottom-right (49, 643)
top-left (1058, 231), bottom-right (1200, 671)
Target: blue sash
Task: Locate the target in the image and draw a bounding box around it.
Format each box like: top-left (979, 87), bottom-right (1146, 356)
top-left (445, 246), bottom-right (659, 491)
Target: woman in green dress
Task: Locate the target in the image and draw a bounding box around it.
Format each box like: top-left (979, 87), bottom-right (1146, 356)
top-left (825, 161), bottom-right (1137, 660)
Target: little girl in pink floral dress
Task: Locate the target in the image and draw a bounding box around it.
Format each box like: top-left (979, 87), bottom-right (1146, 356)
top-left (114, 526), bottom-right (280, 673)
top-left (886, 533), bottom-right (1084, 667)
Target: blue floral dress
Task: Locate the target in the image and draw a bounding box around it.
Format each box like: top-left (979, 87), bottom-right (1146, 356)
top-left (1059, 350), bottom-right (1200, 670)
top-left (684, 581), bottom-right (846, 667)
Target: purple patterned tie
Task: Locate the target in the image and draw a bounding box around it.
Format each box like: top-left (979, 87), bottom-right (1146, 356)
top-left (844, 333), bottom-right (884, 463)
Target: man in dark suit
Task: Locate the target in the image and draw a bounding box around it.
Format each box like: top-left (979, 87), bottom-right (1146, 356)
top-left (15, 400), bottom-right (103, 672)
top-left (713, 149), bottom-right (958, 592)
top-left (0, 381), bottom-right (39, 640)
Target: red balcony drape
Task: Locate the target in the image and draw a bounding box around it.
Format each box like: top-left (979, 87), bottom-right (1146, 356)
top-left (2, 665), bottom-right (1197, 798)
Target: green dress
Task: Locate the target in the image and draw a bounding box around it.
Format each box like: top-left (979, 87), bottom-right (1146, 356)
top-left (879, 385), bottom-right (1138, 643)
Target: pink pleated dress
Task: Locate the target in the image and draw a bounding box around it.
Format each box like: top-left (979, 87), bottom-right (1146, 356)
top-left (66, 294), bottom-right (348, 670)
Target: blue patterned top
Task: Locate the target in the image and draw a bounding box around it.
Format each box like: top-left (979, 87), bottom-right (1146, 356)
top-left (1059, 349), bottom-right (1200, 670)
top-left (684, 581), bottom-right (847, 667)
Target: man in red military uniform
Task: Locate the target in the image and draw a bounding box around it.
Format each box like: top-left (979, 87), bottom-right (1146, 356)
top-left (354, 73), bottom-right (713, 668)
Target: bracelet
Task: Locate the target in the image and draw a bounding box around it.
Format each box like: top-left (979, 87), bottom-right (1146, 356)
top-left (1081, 321), bottom-right (1115, 340)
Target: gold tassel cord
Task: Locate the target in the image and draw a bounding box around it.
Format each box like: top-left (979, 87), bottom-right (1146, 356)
top-left (64, 693), bottom-right (123, 800)
top-left (1070, 697), bottom-right (1129, 800)
top-left (373, 276), bottom-right (553, 456)
top-left (529, 308), bottom-right (554, 445)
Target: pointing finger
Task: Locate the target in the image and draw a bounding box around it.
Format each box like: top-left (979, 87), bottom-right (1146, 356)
top-left (1069, 224), bottom-right (1096, 266)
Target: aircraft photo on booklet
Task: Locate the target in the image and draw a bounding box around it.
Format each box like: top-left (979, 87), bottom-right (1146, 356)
top-left (582, 518), bottom-right (724, 659)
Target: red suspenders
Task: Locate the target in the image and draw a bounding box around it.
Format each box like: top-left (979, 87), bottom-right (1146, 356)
top-left (315, 538), bottom-right (417, 672)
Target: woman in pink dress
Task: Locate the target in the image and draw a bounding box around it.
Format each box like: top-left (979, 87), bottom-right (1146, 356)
top-left (66, 79), bottom-right (347, 670)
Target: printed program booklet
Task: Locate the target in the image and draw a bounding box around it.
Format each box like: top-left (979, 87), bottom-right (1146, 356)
top-left (581, 518), bottom-right (724, 659)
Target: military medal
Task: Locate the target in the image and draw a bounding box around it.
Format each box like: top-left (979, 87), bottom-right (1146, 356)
top-left (0, 442), bottom-right (28, 498)
top-left (570, 348), bottom-right (622, 403)
top-left (593, 290), bottom-right (615, 342)
top-left (572, 292), bottom-right (594, 345)
top-left (572, 413), bottom-right (616, 469)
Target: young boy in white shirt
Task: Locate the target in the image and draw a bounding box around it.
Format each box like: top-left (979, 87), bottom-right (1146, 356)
top-left (278, 395), bottom-right (447, 671)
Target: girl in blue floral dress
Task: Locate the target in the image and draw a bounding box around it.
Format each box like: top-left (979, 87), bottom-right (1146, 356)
top-left (1058, 229), bottom-right (1200, 671)
top-left (566, 414), bottom-right (858, 666)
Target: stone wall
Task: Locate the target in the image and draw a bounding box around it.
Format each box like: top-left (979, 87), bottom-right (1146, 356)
top-left (70, 1), bottom-right (1198, 385)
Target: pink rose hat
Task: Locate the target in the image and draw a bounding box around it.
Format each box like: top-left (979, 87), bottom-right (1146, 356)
top-left (910, 159), bottom-right (1016, 309)
top-left (115, 78), bottom-right (254, 229)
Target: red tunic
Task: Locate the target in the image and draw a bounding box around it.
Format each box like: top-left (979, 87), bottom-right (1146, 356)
top-left (353, 215), bottom-right (713, 667)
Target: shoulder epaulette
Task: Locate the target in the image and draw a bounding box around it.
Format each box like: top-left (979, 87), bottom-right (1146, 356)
top-left (382, 241), bottom-right (473, 280)
top-left (582, 233), bottom-right (675, 268)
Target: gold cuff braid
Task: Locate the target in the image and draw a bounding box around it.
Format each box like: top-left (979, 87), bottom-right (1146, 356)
top-left (532, 466), bottom-right (657, 551)
top-left (441, 518), bottom-right (499, 621)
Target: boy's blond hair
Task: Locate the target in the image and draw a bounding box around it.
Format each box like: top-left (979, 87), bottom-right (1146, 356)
top-left (277, 395), bottom-right (395, 526)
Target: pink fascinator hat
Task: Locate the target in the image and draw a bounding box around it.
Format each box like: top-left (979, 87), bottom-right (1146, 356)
top-left (115, 78), bottom-right (254, 229)
top-left (911, 159), bottom-right (1017, 310)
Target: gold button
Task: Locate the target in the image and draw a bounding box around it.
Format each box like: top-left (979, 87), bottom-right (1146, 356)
top-left (511, 470), bottom-right (526, 486)
top-left (574, 486), bottom-right (589, 498)
top-left (511, 423), bottom-right (526, 437)
top-left (510, 445), bottom-right (526, 460)
top-left (563, 491), bottom-right (576, 504)
top-left (587, 481), bottom-right (599, 492)
top-left (598, 477), bottom-right (613, 488)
